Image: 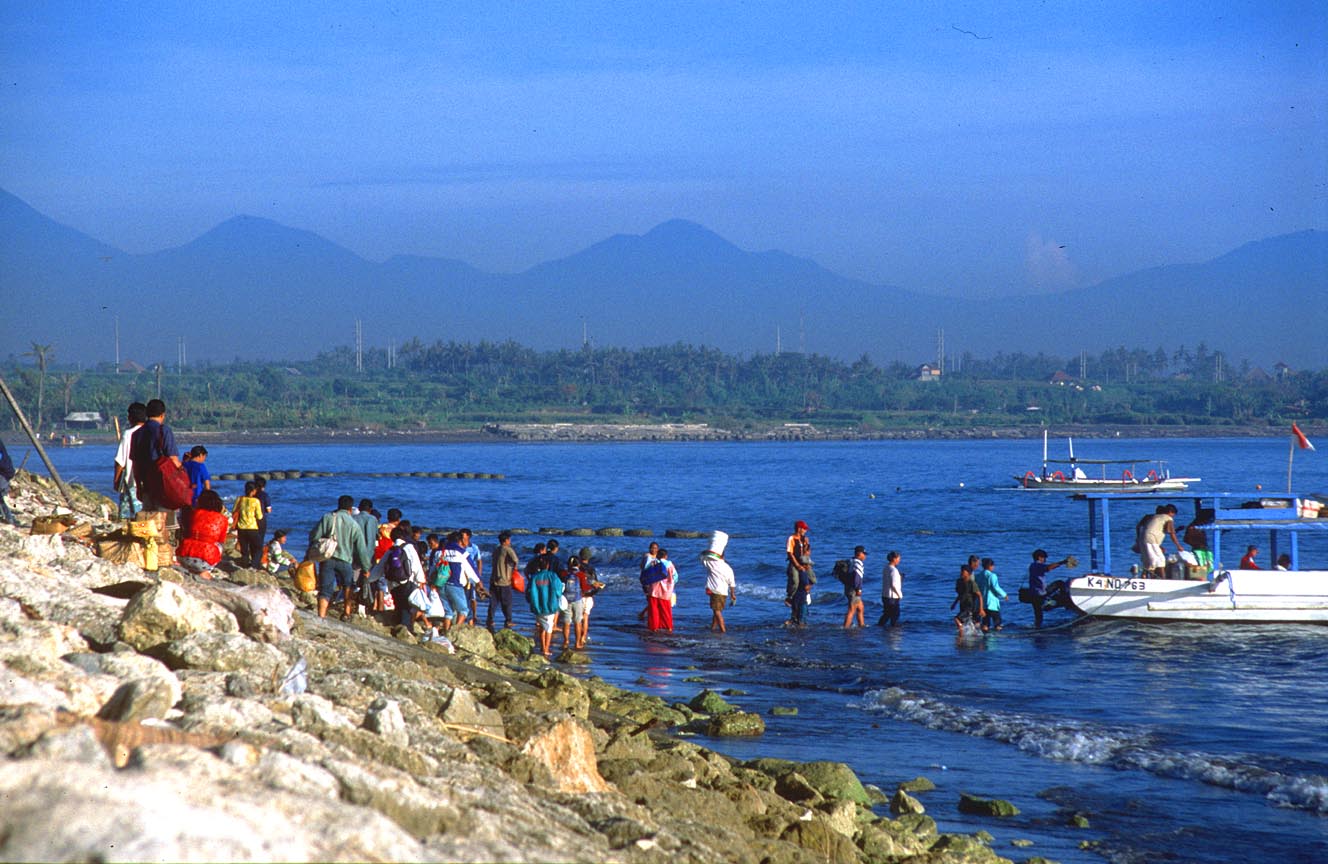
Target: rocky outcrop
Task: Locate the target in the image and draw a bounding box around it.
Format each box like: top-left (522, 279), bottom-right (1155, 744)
top-left (0, 480), bottom-right (1012, 864)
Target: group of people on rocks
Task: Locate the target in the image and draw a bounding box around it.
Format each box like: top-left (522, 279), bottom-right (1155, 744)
top-left (111, 398), bottom-right (287, 580)
top-left (303, 497), bottom-right (611, 657)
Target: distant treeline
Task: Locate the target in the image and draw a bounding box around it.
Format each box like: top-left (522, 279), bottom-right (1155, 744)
top-left (3, 340), bottom-right (1324, 433)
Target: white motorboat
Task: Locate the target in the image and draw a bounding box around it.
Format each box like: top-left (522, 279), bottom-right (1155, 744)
top-left (1015, 431), bottom-right (1199, 491)
top-left (1051, 492), bottom-right (1328, 623)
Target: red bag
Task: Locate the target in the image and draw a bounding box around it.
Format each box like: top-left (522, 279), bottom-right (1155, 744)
top-left (157, 455), bottom-right (193, 510)
top-left (153, 426), bottom-right (193, 510)
top-left (510, 569), bottom-right (526, 593)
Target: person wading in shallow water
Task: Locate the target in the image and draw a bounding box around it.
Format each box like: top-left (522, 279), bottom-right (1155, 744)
top-left (701, 531), bottom-right (737, 633)
top-left (785, 520), bottom-right (812, 621)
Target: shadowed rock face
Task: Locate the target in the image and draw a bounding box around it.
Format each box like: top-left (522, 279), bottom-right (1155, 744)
top-left (0, 479), bottom-right (1006, 864)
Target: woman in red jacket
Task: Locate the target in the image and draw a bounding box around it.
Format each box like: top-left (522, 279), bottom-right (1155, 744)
top-left (177, 489), bottom-right (230, 579)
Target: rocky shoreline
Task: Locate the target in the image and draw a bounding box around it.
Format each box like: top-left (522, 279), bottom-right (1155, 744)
top-left (48, 420), bottom-right (1317, 448)
top-left (0, 472), bottom-right (1040, 863)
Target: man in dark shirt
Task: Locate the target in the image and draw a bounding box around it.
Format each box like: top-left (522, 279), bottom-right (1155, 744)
top-left (129, 399), bottom-right (180, 512)
top-left (1027, 548), bottom-right (1068, 629)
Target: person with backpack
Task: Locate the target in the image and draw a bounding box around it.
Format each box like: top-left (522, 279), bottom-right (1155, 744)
top-left (308, 494), bottom-right (373, 620)
top-left (841, 546), bottom-right (867, 628)
top-left (442, 531), bottom-right (480, 628)
top-left (372, 524), bottom-right (429, 633)
top-left (524, 553), bottom-right (564, 657)
top-left (641, 548), bottom-right (677, 632)
top-left (0, 436), bottom-right (17, 526)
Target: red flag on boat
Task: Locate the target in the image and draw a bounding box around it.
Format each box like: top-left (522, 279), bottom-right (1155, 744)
top-left (1292, 423), bottom-right (1315, 451)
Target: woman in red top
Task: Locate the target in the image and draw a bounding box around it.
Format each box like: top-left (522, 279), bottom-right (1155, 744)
top-left (177, 489), bottom-right (230, 579)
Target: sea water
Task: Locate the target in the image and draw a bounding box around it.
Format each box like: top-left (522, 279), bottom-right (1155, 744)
top-left (32, 436), bottom-right (1328, 863)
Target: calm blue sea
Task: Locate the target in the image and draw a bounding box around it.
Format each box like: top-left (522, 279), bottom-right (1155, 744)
top-left (27, 435), bottom-right (1328, 863)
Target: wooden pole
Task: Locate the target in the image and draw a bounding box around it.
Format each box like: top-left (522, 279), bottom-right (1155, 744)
top-left (0, 374), bottom-right (76, 511)
top-left (1287, 435), bottom-right (1294, 495)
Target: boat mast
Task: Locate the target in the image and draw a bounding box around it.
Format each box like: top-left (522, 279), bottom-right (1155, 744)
top-left (1042, 429), bottom-right (1049, 480)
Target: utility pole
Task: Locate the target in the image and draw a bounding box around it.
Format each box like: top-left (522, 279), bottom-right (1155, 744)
top-left (355, 319), bottom-right (363, 372)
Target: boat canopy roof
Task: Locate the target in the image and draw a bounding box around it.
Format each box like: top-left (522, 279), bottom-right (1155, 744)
top-left (1046, 457), bottom-right (1165, 465)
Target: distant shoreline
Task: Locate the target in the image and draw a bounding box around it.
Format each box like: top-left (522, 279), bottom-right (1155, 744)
top-left (40, 422), bottom-right (1320, 447)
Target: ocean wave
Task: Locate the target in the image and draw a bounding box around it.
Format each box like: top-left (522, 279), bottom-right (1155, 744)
top-left (857, 686), bottom-right (1328, 815)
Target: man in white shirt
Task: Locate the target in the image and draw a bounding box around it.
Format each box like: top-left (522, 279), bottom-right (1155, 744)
top-left (112, 402), bottom-right (146, 518)
top-left (701, 531), bottom-right (736, 632)
top-left (879, 550), bottom-right (903, 627)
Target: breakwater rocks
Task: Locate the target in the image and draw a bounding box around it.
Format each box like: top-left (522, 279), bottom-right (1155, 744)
top-left (0, 484), bottom-right (1017, 863)
top-left (212, 470), bottom-right (505, 482)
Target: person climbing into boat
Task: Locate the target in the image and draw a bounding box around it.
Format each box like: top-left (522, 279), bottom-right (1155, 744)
top-left (1239, 545), bottom-right (1260, 569)
top-left (1027, 548), bottom-right (1070, 629)
top-left (1182, 508), bottom-right (1214, 570)
top-left (1140, 504), bottom-right (1182, 577)
top-left (951, 564), bottom-right (984, 633)
top-left (974, 558), bottom-right (1007, 631)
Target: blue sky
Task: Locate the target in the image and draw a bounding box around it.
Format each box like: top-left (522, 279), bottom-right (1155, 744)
top-left (2, 2), bottom-right (1324, 295)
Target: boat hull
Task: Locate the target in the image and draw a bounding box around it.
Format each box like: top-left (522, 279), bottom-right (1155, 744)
top-left (1066, 570), bottom-right (1328, 623)
top-left (1015, 476), bottom-right (1195, 492)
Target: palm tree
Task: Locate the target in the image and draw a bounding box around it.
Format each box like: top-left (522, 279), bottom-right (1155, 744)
top-left (60, 373), bottom-right (80, 418)
top-left (24, 343), bottom-right (53, 433)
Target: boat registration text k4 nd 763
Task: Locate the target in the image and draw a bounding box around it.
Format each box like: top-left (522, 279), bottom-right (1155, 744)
top-left (1082, 575), bottom-right (1147, 591)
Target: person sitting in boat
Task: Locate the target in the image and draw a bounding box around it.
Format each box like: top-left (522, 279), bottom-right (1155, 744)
top-left (1139, 504), bottom-right (1182, 578)
top-left (1239, 545), bottom-right (1260, 570)
top-left (1275, 553), bottom-right (1291, 571)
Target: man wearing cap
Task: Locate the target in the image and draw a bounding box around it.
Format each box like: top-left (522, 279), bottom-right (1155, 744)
top-left (843, 546), bottom-right (867, 628)
top-left (785, 520), bottom-right (813, 617)
top-left (702, 532), bottom-right (737, 633)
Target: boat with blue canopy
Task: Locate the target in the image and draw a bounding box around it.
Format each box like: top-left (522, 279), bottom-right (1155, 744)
top-left (1051, 492), bottom-right (1328, 623)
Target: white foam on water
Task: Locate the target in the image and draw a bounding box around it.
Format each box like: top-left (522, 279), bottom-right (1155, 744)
top-left (858, 686), bottom-right (1328, 815)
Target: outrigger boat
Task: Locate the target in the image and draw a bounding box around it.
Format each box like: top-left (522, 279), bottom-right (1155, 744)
top-left (1047, 492), bottom-right (1328, 623)
top-left (1015, 430), bottom-right (1199, 491)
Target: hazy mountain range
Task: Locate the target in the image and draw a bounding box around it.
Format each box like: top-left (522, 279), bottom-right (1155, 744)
top-left (2, 188), bottom-right (1324, 369)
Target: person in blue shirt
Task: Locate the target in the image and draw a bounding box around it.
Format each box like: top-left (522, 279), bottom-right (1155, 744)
top-left (184, 446), bottom-right (211, 504)
top-left (461, 528), bottom-right (485, 625)
top-left (525, 556), bottom-right (565, 657)
top-left (1027, 549), bottom-right (1068, 629)
top-left (974, 557), bottom-right (1007, 631)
